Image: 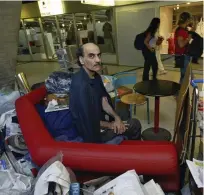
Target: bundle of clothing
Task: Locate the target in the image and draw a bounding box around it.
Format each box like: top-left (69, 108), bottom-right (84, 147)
top-left (36, 71), bottom-right (83, 142)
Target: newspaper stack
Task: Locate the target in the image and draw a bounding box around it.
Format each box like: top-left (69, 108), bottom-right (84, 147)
top-left (93, 170), bottom-right (165, 195)
top-left (186, 158), bottom-right (204, 188)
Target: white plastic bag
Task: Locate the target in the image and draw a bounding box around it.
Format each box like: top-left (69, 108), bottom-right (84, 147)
top-left (29, 152), bottom-right (76, 195)
top-left (0, 91), bottom-right (20, 116)
top-left (0, 169), bottom-right (33, 195)
top-left (101, 75), bottom-right (115, 93)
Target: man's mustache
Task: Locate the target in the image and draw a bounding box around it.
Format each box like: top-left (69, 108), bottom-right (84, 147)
top-left (94, 63), bottom-right (101, 66)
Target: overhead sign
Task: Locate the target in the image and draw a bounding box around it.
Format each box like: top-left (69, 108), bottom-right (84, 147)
top-left (38, 0), bottom-right (65, 17)
top-left (81, 0), bottom-right (115, 6)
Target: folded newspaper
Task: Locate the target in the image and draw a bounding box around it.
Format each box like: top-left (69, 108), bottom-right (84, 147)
top-left (93, 170), bottom-right (165, 195)
top-left (45, 99), bottom-right (69, 113)
top-left (186, 158), bottom-right (204, 188)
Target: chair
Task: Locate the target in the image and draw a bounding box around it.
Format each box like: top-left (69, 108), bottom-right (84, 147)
top-left (113, 72), bottom-right (150, 124)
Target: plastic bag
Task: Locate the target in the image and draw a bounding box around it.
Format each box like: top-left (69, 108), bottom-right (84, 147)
top-left (0, 152), bottom-right (33, 195)
top-left (29, 152), bottom-right (77, 195)
top-left (101, 75), bottom-right (115, 93)
top-left (0, 169), bottom-right (33, 195)
top-left (0, 91), bottom-right (20, 116)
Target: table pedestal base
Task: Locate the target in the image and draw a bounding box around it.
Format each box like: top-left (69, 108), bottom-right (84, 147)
top-left (142, 128), bottom-right (172, 141)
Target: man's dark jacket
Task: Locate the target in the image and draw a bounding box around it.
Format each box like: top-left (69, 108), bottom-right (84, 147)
top-left (69, 67), bottom-right (113, 143)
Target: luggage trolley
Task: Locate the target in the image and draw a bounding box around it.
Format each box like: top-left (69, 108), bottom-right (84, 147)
top-left (188, 79), bottom-right (204, 195)
top-left (188, 79), bottom-right (204, 161)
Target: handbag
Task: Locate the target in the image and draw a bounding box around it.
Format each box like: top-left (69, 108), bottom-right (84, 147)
top-left (175, 55), bottom-right (185, 68)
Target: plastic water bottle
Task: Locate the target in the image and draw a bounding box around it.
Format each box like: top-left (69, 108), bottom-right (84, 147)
top-left (69, 183), bottom-right (80, 195)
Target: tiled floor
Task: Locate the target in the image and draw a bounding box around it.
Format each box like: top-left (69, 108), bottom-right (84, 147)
top-left (162, 55), bottom-right (203, 71)
top-left (16, 62), bottom-right (203, 157)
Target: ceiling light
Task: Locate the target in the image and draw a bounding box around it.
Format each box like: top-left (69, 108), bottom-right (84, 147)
top-left (98, 21), bottom-right (101, 23)
top-left (62, 23), bottom-right (65, 27)
top-left (187, 2), bottom-right (190, 4)
top-left (81, 0), bottom-right (114, 6)
top-left (177, 7), bottom-right (179, 10)
top-left (84, 16), bottom-right (86, 20)
top-left (177, 4), bottom-right (179, 7)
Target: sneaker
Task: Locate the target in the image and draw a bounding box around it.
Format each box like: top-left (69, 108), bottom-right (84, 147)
top-left (159, 70), bottom-right (168, 75)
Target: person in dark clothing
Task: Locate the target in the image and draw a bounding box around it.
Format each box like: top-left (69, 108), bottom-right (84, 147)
top-left (142, 18), bottom-right (161, 81)
top-left (188, 31), bottom-right (203, 64)
top-left (69, 43), bottom-right (141, 143)
top-left (174, 12), bottom-right (192, 84)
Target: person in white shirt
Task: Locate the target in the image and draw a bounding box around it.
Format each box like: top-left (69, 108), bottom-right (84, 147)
top-left (150, 31), bottom-right (167, 75)
top-left (155, 31), bottom-right (167, 74)
top-left (142, 18), bottom-right (161, 81)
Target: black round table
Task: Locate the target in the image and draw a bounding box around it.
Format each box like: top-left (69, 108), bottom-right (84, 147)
top-left (133, 80), bottom-right (180, 141)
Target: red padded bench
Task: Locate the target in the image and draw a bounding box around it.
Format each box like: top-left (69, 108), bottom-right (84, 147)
top-left (15, 86), bottom-right (180, 192)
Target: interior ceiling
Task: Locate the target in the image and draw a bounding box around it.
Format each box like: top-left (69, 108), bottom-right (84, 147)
top-left (114, 0), bottom-right (148, 6)
top-left (166, 1), bottom-right (203, 8)
top-left (22, 1), bottom-right (37, 4)
top-left (21, 0), bottom-right (203, 6)
top-left (22, 0), bottom-right (146, 6)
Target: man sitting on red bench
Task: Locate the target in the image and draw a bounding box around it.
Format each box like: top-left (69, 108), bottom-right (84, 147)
top-left (69, 43), bottom-right (141, 144)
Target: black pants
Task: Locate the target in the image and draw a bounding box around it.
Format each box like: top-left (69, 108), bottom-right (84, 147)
top-left (142, 48), bottom-right (158, 81)
top-left (101, 118), bottom-right (141, 143)
top-left (192, 56), bottom-right (199, 64)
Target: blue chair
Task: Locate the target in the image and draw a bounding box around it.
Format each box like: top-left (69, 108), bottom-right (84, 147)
top-left (113, 71), bottom-right (150, 124)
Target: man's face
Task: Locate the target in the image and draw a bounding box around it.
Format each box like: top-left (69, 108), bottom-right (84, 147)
top-left (80, 44), bottom-right (102, 73)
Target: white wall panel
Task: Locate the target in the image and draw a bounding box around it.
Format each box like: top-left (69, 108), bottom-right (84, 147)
top-left (116, 8), bottom-right (155, 66)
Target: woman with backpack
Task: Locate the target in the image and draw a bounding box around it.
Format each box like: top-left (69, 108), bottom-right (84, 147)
top-left (142, 18), bottom-right (162, 81)
top-left (174, 12), bottom-right (192, 84)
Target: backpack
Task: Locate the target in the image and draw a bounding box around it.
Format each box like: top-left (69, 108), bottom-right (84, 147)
top-left (134, 32), bottom-right (145, 50)
top-left (188, 31), bottom-right (203, 58)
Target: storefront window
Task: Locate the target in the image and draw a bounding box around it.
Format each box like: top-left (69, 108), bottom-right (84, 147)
top-left (18, 8), bottom-right (116, 62)
top-left (41, 16), bottom-right (62, 59)
top-left (23, 18), bottom-right (47, 60)
top-left (94, 9), bottom-right (115, 53)
top-left (75, 13), bottom-right (94, 45)
top-left (160, 1), bottom-right (203, 71)
top-left (57, 14), bottom-right (76, 46)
